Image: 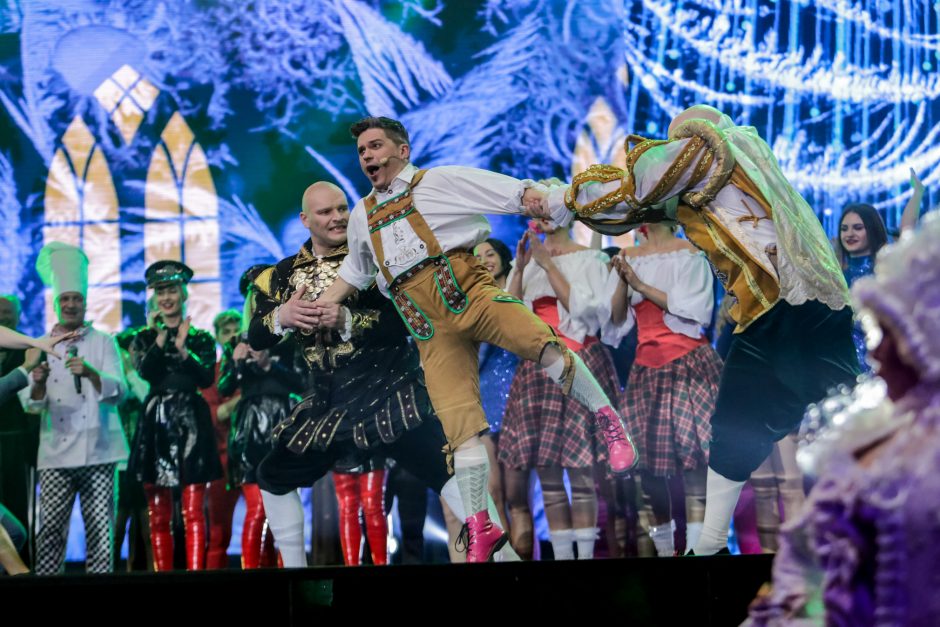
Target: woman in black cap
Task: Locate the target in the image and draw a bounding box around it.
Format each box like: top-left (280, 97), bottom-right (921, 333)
top-left (218, 265), bottom-right (305, 568)
top-left (129, 260), bottom-right (222, 571)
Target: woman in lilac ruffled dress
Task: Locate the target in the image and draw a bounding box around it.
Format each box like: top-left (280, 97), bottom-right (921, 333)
top-left (746, 212), bottom-right (940, 626)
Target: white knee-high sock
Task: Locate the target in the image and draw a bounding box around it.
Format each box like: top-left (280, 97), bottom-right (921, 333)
top-left (454, 446), bottom-right (489, 517)
top-left (261, 489), bottom-right (307, 568)
top-left (573, 527), bottom-right (598, 560)
top-left (543, 351), bottom-right (610, 412)
top-left (685, 521), bottom-right (704, 554)
top-left (440, 477), bottom-right (465, 519)
top-left (691, 468), bottom-right (745, 556)
top-left (649, 520), bottom-right (676, 557)
top-left (550, 528), bottom-right (575, 560)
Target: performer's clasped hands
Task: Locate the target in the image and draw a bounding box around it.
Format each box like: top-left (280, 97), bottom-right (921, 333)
top-left (278, 284), bottom-right (347, 331)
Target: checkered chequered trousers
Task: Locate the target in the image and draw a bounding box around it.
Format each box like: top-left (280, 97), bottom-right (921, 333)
top-left (35, 463), bottom-right (117, 575)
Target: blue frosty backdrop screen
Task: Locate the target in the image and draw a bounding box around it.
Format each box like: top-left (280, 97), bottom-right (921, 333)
top-left (0, 0), bottom-right (937, 336)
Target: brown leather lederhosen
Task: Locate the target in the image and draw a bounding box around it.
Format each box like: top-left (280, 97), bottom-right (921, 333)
top-left (365, 170), bottom-right (569, 456)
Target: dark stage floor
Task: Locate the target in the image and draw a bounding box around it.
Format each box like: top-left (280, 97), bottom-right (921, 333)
top-left (1, 554), bottom-right (773, 625)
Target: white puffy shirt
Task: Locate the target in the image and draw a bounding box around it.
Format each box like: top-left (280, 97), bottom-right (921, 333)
top-left (601, 248), bottom-right (715, 346)
top-left (339, 163), bottom-right (529, 297)
top-left (507, 248), bottom-right (612, 345)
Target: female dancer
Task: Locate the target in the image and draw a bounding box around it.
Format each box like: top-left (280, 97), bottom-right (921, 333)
top-left (499, 218), bottom-right (619, 561)
top-left (834, 203), bottom-right (889, 371)
top-left (129, 261), bottom-right (222, 571)
top-left (607, 223), bottom-right (721, 556)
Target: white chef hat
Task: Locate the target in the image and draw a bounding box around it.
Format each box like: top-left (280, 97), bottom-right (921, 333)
top-left (36, 242), bottom-right (89, 300)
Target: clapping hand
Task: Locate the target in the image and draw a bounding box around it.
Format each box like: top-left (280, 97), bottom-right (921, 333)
top-left (174, 317), bottom-right (191, 353)
top-left (526, 231), bottom-right (553, 269)
top-left (515, 233), bottom-right (532, 272)
top-left (611, 254), bottom-right (644, 291)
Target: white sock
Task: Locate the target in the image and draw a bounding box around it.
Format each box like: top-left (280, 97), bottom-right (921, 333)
top-left (440, 477), bottom-right (465, 518)
top-left (649, 520), bottom-right (676, 557)
top-left (260, 489), bottom-right (307, 568)
top-left (691, 468), bottom-right (746, 556)
top-left (550, 529), bottom-right (575, 560)
top-left (567, 353), bottom-right (611, 412)
top-left (572, 527), bottom-right (598, 560)
top-left (685, 521), bottom-right (703, 553)
top-left (454, 445), bottom-right (489, 517)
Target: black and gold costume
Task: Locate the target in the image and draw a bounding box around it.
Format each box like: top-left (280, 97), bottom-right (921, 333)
top-left (248, 239), bottom-right (451, 494)
top-left (129, 326), bottom-right (222, 487)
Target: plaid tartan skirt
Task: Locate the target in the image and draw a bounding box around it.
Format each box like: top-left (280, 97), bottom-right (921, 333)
top-left (621, 344), bottom-right (722, 477)
top-left (498, 341), bottom-right (621, 470)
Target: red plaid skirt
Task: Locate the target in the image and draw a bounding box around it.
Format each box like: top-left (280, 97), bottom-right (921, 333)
top-left (498, 342), bottom-right (621, 470)
top-left (621, 344), bottom-right (722, 477)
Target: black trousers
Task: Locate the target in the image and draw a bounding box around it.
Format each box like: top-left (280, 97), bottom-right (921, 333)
top-left (709, 300), bottom-right (859, 481)
top-left (258, 417), bottom-right (452, 496)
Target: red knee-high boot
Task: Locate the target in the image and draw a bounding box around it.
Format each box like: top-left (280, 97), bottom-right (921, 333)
top-left (144, 484), bottom-right (174, 572)
top-left (206, 477), bottom-right (239, 569)
top-left (182, 484), bottom-right (207, 571)
top-left (333, 472), bottom-right (363, 566)
top-left (359, 469), bottom-right (388, 565)
top-left (241, 484), bottom-right (267, 569)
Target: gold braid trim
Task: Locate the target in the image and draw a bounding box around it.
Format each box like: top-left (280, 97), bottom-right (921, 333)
top-left (564, 138), bottom-right (669, 218)
top-left (702, 217), bottom-right (773, 311)
top-left (671, 119), bottom-right (735, 209)
top-left (262, 308), bottom-right (279, 336)
top-left (643, 135), bottom-right (706, 206)
top-left (688, 144), bottom-right (714, 190)
top-left (564, 164), bottom-right (630, 217)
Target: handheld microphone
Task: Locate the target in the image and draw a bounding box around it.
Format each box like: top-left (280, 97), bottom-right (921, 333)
top-left (67, 345), bottom-right (81, 394)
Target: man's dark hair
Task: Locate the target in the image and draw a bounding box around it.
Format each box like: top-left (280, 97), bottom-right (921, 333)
top-left (349, 116), bottom-right (410, 147)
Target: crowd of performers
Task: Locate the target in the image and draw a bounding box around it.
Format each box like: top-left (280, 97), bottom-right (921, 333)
top-left (0, 103), bottom-right (937, 622)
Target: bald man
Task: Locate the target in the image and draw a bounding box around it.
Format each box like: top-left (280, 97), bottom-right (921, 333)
top-left (248, 182), bottom-right (513, 566)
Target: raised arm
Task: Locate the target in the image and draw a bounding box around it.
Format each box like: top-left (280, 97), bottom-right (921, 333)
top-left (900, 168), bottom-right (925, 235)
top-left (545, 123), bottom-right (734, 234)
top-left (0, 326), bottom-right (74, 358)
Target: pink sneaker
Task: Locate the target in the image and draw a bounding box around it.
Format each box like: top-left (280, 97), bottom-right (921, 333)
top-left (456, 511), bottom-right (508, 563)
top-left (595, 406), bottom-right (638, 474)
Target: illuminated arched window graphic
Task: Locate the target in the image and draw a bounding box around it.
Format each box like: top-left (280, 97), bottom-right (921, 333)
top-left (570, 95), bottom-right (634, 249)
top-left (43, 116), bottom-right (122, 331)
top-left (92, 64), bottom-right (160, 144)
top-left (145, 112), bottom-right (221, 330)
